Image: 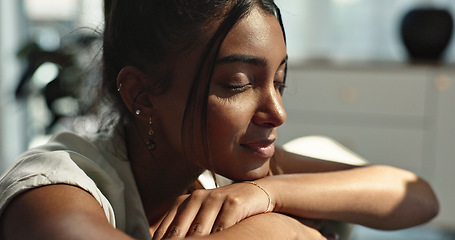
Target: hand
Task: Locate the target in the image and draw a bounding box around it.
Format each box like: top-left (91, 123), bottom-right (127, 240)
top-left (152, 182), bottom-right (273, 239)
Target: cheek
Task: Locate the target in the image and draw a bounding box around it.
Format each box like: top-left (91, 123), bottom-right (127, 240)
top-left (207, 98), bottom-right (254, 158)
top-left (206, 96), bottom-right (271, 180)
top-left (207, 97), bottom-right (253, 136)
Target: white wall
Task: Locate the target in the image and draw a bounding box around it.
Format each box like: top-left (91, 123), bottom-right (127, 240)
top-left (0, 0), bottom-right (103, 173)
top-left (0, 0), bottom-right (28, 172)
top-left (276, 0), bottom-right (455, 64)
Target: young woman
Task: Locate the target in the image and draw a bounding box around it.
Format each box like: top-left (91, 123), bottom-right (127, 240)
top-left (0, 0), bottom-right (439, 239)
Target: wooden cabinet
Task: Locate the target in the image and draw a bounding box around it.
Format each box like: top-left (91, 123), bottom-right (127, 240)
top-left (278, 63), bottom-right (455, 227)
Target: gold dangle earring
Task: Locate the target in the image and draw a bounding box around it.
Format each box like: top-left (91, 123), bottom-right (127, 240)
top-left (146, 117), bottom-right (156, 151)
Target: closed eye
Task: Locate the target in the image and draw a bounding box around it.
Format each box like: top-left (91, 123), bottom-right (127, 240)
top-left (227, 83), bottom-right (252, 92)
top-left (274, 81), bottom-right (286, 93)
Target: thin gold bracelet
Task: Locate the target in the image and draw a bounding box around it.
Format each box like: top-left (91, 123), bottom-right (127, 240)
top-left (244, 181), bottom-right (272, 213)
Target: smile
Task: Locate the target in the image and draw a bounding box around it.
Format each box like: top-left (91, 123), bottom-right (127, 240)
top-left (240, 140), bottom-right (275, 158)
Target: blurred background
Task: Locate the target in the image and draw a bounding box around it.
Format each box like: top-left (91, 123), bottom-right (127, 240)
top-left (0, 0), bottom-right (454, 239)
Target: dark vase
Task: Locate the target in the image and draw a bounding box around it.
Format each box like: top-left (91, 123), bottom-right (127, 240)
top-left (400, 8), bottom-right (454, 62)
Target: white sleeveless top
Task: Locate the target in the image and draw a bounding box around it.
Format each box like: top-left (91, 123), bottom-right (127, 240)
top-left (0, 130), bottom-right (152, 239)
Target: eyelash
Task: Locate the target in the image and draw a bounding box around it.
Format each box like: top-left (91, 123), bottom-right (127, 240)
top-left (227, 81), bottom-right (286, 93)
top-left (227, 83), bottom-right (252, 92)
top-left (274, 81), bottom-right (286, 92)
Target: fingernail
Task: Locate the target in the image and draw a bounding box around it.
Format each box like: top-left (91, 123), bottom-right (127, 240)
top-left (214, 226), bottom-right (224, 232)
top-left (165, 227), bottom-right (181, 238)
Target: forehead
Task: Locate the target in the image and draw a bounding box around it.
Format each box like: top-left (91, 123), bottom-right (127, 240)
top-left (167, 7), bottom-right (286, 92)
top-left (217, 7), bottom-right (286, 59)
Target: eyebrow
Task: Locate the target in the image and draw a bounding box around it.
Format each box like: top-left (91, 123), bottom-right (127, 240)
top-left (216, 54), bottom-right (287, 68)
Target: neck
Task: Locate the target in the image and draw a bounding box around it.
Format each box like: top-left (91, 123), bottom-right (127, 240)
top-left (124, 121), bottom-right (204, 226)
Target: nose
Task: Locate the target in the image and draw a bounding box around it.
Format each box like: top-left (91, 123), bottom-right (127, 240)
top-left (252, 87), bottom-right (287, 128)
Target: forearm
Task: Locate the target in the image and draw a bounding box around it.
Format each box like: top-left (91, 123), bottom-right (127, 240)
top-left (193, 213), bottom-right (291, 240)
top-left (175, 213), bottom-right (322, 240)
top-left (258, 165), bottom-right (439, 230)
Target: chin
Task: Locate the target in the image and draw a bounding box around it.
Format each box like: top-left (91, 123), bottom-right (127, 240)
top-left (223, 165), bottom-right (270, 181)
top-left (211, 152), bottom-right (271, 181)
top-left (246, 168), bottom-right (270, 180)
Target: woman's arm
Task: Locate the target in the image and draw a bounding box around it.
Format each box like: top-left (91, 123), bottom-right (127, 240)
top-left (154, 148), bottom-right (439, 238)
top-left (176, 212), bottom-right (331, 240)
top-left (260, 149), bottom-right (439, 230)
top-left (0, 184), bottom-right (135, 240)
top-left (1, 184), bottom-right (334, 240)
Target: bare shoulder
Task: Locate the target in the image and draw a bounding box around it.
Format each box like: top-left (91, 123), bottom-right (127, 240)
top-left (0, 184), bottom-right (133, 240)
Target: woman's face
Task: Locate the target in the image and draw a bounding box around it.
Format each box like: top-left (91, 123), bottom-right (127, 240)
top-left (207, 8), bottom-right (287, 180)
top-left (152, 7), bottom-right (287, 181)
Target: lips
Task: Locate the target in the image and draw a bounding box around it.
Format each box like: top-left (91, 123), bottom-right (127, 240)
top-left (240, 139), bottom-right (276, 158)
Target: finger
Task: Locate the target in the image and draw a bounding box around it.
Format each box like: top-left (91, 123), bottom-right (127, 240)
top-left (153, 195), bottom-right (189, 240)
top-left (163, 190), bottom-right (208, 239)
top-left (212, 195), bottom-right (245, 232)
top-left (152, 212), bottom-right (173, 240)
top-left (186, 192), bottom-right (225, 237)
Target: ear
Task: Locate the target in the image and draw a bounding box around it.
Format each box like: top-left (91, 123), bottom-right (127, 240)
top-left (117, 66), bottom-right (155, 121)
